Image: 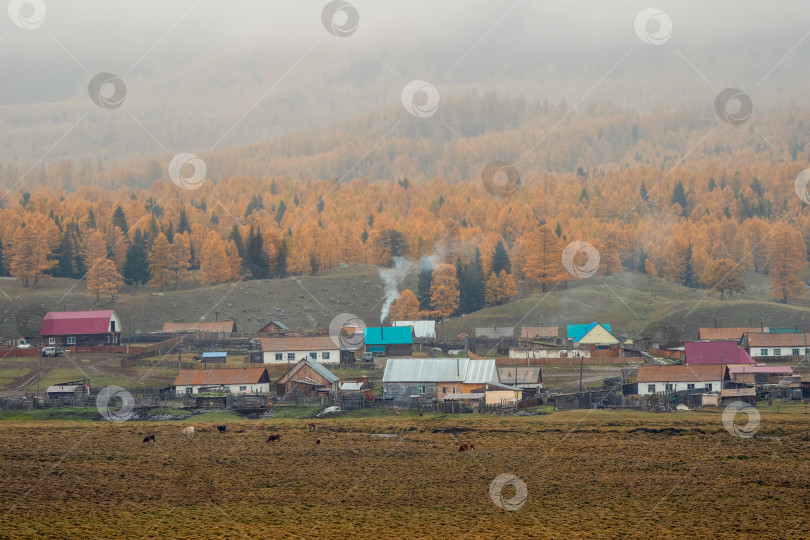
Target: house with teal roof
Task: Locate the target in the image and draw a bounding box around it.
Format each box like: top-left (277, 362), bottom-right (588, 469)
top-left (364, 326), bottom-right (414, 357)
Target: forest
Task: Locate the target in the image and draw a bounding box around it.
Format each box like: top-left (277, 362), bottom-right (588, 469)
top-left (1, 96), bottom-right (810, 318)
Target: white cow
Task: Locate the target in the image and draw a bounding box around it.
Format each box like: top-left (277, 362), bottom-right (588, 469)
top-left (182, 426), bottom-right (195, 439)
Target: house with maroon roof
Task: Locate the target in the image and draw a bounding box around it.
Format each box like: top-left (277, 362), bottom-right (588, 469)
top-left (40, 310), bottom-right (122, 347)
top-left (684, 341), bottom-right (755, 365)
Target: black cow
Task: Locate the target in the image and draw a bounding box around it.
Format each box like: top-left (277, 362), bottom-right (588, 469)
top-left (266, 433), bottom-right (281, 442)
top-left (217, 425), bottom-right (227, 433)
top-left (143, 434), bottom-right (156, 443)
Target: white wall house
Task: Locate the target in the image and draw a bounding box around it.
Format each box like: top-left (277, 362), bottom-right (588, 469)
top-left (508, 348), bottom-right (590, 360)
top-left (173, 367), bottom-right (271, 395)
top-left (259, 337), bottom-right (343, 365)
top-left (636, 365), bottom-right (724, 396)
top-left (739, 332), bottom-right (810, 358)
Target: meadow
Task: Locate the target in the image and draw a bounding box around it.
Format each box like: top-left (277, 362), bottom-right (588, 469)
top-left (1, 408), bottom-right (808, 538)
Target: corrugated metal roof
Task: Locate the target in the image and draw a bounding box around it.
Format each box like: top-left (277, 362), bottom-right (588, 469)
top-left (340, 382), bottom-right (363, 391)
top-left (260, 336), bottom-right (339, 352)
top-left (364, 327), bottom-right (413, 345)
top-left (444, 393), bottom-right (485, 400)
top-left (41, 310), bottom-right (116, 336)
top-left (174, 368), bottom-right (268, 386)
top-left (392, 320), bottom-right (437, 338)
top-left (383, 358), bottom-right (498, 384)
top-left (567, 323), bottom-right (611, 340)
top-left (46, 385), bottom-right (78, 393)
top-left (727, 365), bottom-right (793, 375)
top-left (163, 321), bottom-right (236, 333)
top-left (201, 352), bottom-right (227, 359)
top-left (685, 341), bottom-right (754, 364)
top-left (637, 365), bottom-right (727, 383)
top-left (521, 326), bottom-right (558, 338)
top-left (498, 366), bottom-right (542, 384)
top-left (740, 332), bottom-right (810, 348)
top-left (475, 327), bottom-right (514, 339)
top-left (699, 327), bottom-right (763, 341)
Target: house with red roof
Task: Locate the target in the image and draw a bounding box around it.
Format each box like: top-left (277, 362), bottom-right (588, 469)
top-left (684, 341), bottom-right (755, 365)
top-left (40, 310), bottom-right (122, 347)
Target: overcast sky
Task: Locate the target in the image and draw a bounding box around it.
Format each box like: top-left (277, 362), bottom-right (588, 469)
top-left (2, 1), bottom-right (809, 164)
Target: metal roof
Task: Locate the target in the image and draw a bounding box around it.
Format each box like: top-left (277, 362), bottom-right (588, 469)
top-left (41, 310), bottom-right (116, 336)
top-left (163, 321), bottom-right (236, 333)
top-left (174, 368), bottom-right (268, 386)
top-left (727, 365), bottom-right (793, 375)
top-left (340, 382), bottom-right (364, 391)
top-left (498, 366), bottom-right (542, 384)
top-left (699, 327), bottom-right (763, 341)
top-left (443, 393), bottom-right (485, 400)
top-left (685, 341), bottom-right (754, 364)
top-left (720, 388), bottom-right (757, 398)
top-left (201, 352), bottom-right (227, 359)
top-left (740, 332), bottom-right (810, 348)
top-left (392, 320), bottom-right (437, 338)
top-left (301, 358), bottom-right (339, 384)
top-left (475, 327), bottom-right (514, 339)
top-left (383, 358), bottom-right (498, 384)
top-left (46, 385), bottom-right (79, 393)
top-left (364, 327), bottom-right (413, 345)
top-left (637, 365), bottom-right (727, 383)
top-left (260, 336), bottom-right (339, 352)
top-left (521, 326), bottom-right (558, 338)
top-left (567, 323), bottom-right (611, 340)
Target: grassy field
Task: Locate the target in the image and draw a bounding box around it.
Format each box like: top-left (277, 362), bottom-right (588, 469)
top-left (1, 407), bottom-right (809, 538)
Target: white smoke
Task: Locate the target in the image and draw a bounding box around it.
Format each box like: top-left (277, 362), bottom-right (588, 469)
top-left (379, 256), bottom-right (413, 323)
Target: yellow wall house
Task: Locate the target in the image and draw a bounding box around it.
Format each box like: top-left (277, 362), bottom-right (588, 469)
top-left (471, 382), bottom-right (523, 405)
top-left (574, 323), bottom-right (620, 347)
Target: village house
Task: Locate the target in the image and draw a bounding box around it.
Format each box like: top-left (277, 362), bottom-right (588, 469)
top-left (382, 357), bottom-right (499, 403)
top-left (255, 320), bottom-right (289, 334)
top-left (364, 327), bottom-right (413, 357)
top-left (257, 336), bottom-right (352, 365)
top-left (508, 346), bottom-right (590, 360)
top-left (276, 358), bottom-right (340, 397)
top-left (475, 327), bottom-right (515, 339)
top-left (684, 341), bottom-right (755, 365)
top-left (469, 382), bottom-right (523, 405)
top-left (521, 325), bottom-right (559, 340)
top-left (173, 367), bottom-right (271, 395)
top-left (738, 332), bottom-right (810, 359)
top-left (699, 327), bottom-right (765, 341)
top-left (568, 322), bottom-right (620, 349)
top-left (40, 310), bottom-right (122, 347)
top-left (636, 365), bottom-right (727, 396)
top-left (726, 365), bottom-right (794, 385)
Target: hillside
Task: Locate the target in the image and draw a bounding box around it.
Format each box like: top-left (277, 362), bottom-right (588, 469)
top-left (3, 267), bottom-right (810, 345)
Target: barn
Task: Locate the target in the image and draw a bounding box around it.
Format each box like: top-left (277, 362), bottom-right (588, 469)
top-left (40, 310), bottom-right (122, 347)
top-left (364, 327), bottom-right (413, 357)
top-left (173, 367), bottom-right (270, 395)
top-left (276, 358), bottom-right (340, 397)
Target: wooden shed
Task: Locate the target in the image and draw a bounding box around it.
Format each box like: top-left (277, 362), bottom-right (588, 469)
top-left (277, 358), bottom-right (339, 397)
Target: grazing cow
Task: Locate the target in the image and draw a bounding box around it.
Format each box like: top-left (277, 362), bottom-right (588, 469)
top-left (306, 422), bottom-right (317, 431)
top-left (217, 425), bottom-right (227, 433)
top-left (468, 442), bottom-right (475, 451)
top-left (315, 438), bottom-right (321, 445)
top-left (458, 442), bottom-right (469, 452)
top-left (182, 426), bottom-right (195, 439)
top-left (266, 433), bottom-right (281, 442)
top-left (142, 434), bottom-right (155, 443)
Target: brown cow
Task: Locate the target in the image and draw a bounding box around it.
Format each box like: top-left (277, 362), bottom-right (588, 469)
top-left (266, 433), bottom-right (281, 442)
top-left (306, 422), bottom-right (317, 431)
top-left (143, 434), bottom-right (155, 443)
top-left (458, 442), bottom-right (469, 452)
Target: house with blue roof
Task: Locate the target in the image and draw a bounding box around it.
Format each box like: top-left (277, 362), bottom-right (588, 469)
top-left (567, 322), bottom-right (620, 349)
top-left (364, 327), bottom-right (414, 357)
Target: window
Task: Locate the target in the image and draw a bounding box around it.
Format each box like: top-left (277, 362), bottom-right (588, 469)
top-left (239, 386), bottom-right (246, 391)
top-left (760, 349), bottom-right (768, 356)
top-left (442, 387), bottom-right (446, 394)
top-left (664, 383), bottom-right (673, 393)
top-left (287, 353), bottom-right (295, 361)
top-left (418, 385), bottom-right (426, 394)
top-left (67, 337), bottom-right (76, 345)
top-left (48, 338), bottom-right (55, 345)
top-left (687, 384), bottom-right (695, 390)
top-left (275, 353), bottom-right (283, 361)
top-left (322, 352), bottom-right (330, 361)
top-left (774, 348), bottom-right (781, 356)
top-left (647, 384), bottom-right (656, 393)
top-left (793, 348), bottom-right (800, 356)
top-left (309, 352), bottom-right (317, 360)
top-left (452, 388), bottom-right (456, 394)
top-left (805, 348), bottom-right (809, 355)
top-left (705, 383), bottom-right (713, 391)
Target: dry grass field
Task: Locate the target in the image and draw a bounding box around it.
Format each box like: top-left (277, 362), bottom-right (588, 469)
top-left (1, 408), bottom-right (809, 539)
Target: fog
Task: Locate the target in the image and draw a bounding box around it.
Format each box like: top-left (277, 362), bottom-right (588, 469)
top-left (2, 0), bottom-right (810, 167)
